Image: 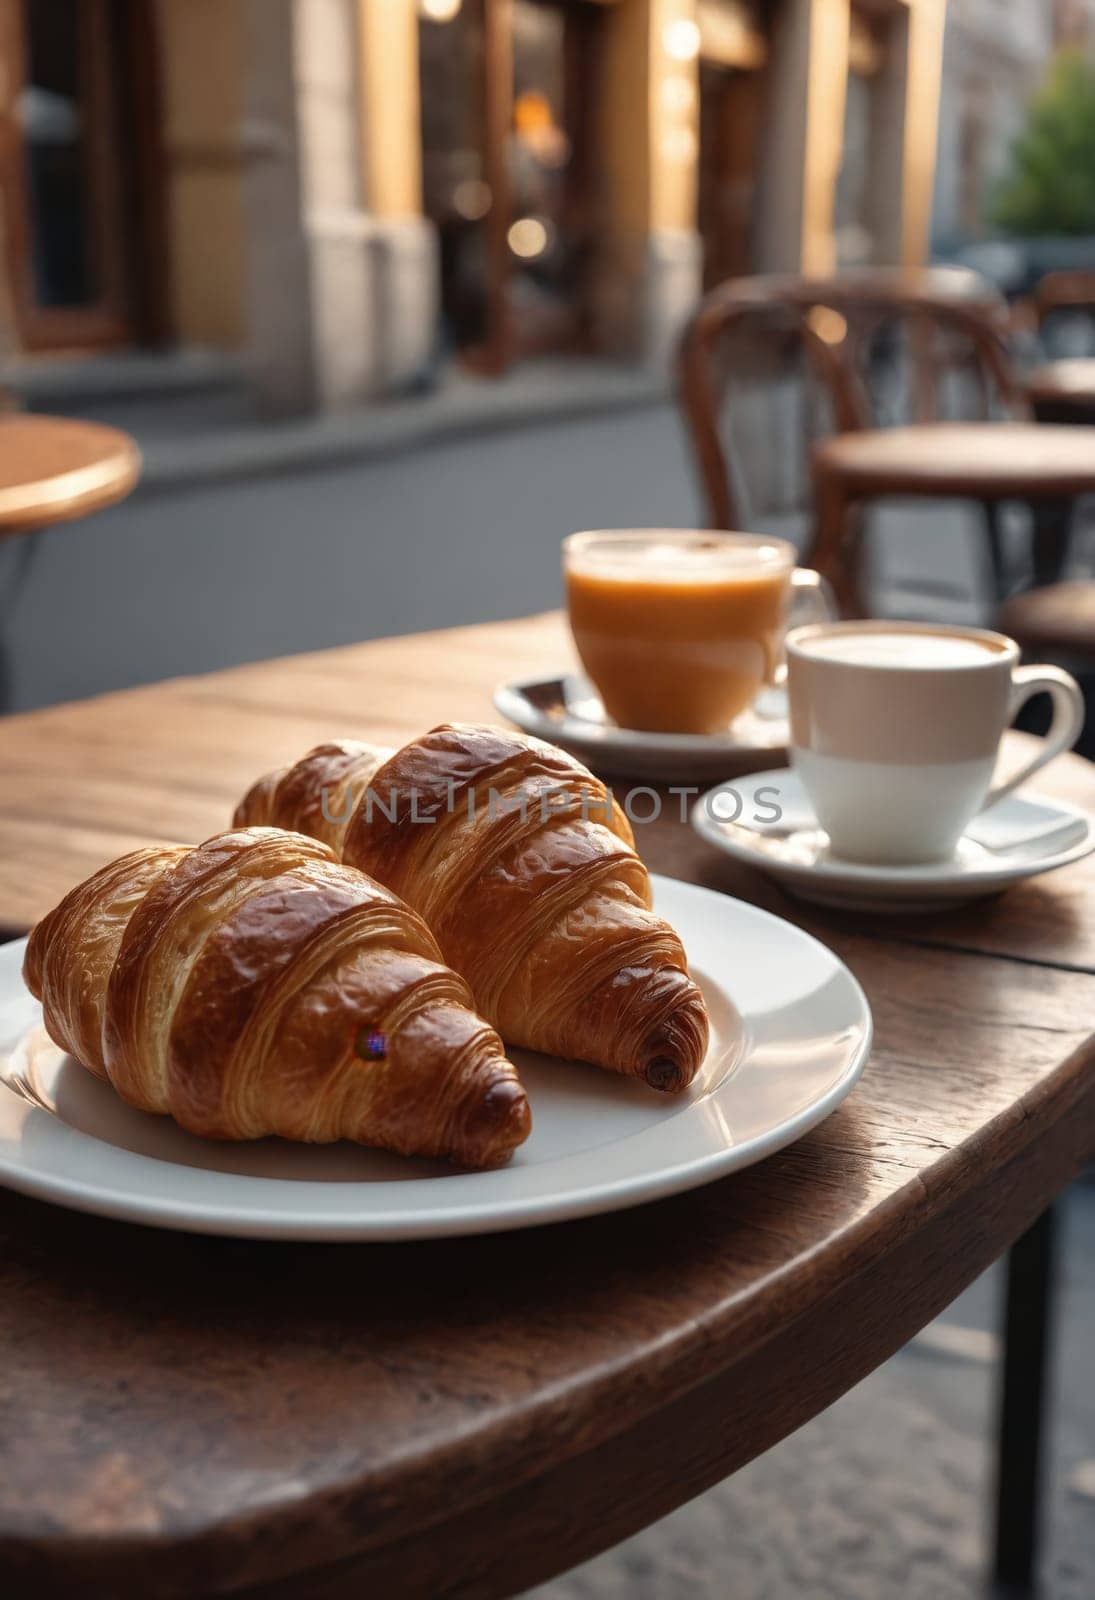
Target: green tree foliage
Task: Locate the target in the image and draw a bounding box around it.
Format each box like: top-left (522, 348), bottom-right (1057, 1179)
top-left (992, 51), bottom-right (1095, 236)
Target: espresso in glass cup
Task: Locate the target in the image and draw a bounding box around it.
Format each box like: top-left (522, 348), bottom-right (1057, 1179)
top-left (563, 529), bottom-right (827, 735)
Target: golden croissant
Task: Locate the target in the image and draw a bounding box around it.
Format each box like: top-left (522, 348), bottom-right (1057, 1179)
top-left (23, 827), bottom-right (531, 1168)
top-left (235, 725), bottom-right (710, 1092)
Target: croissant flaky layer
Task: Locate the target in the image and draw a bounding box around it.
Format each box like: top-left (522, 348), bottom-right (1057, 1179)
top-left (235, 726), bottom-right (711, 1092)
top-left (24, 828), bottom-right (530, 1168)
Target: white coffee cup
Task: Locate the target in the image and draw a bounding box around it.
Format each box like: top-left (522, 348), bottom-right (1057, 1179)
top-left (786, 621), bottom-right (1085, 865)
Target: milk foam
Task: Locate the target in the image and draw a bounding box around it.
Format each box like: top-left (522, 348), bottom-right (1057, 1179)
top-left (797, 630), bottom-right (1004, 669)
top-left (567, 535), bottom-right (790, 584)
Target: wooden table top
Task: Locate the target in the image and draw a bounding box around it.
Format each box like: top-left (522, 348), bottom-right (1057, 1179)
top-left (0, 414), bottom-right (140, 532)
top-left (814, 420), bottom-right (1095, 498)
top-left (2, 612), bottom-right (1094, 1599)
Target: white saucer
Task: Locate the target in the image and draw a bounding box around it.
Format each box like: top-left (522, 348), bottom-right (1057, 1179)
top-left (0, 877), bottom-right (870, 1241)
top-left (493, 674), bottom-right (789, 781)
top-left (691, 769), bottom-right (1095, 913)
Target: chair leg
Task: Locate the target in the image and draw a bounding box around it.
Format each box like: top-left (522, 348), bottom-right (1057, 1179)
top-left (981, 500), bottom-right (1010, 603)
top-left (992, 1205), bottom-right (1057, 1598)
top-left (1029, 500), bottom-right (1073, 590)
top-left (808, 472), bottom-right (864, 617)
top-left (0, 533), bottom-right (37, 713)
top-left (0, 632), bottom-right (11, 713)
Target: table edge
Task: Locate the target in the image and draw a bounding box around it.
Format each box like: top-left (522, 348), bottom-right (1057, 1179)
top-left (2, 1020), bottom-right (1093, 1596)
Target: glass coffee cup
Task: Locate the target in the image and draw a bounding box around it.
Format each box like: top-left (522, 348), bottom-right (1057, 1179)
top-left (563, 529), bottom-right (831, 736)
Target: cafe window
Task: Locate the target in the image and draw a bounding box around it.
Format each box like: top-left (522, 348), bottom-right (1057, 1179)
top-left (507, 0), bottom-right (599, 359)
top-left (0, 0), bottom-right (166, 350)
top-left (419, 0), bottom-right (492, 357)
top-left (418, 0), bottom-right (602, 374)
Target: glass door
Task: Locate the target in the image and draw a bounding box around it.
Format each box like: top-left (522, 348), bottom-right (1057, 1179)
top-left (506, 0), bottom-right (598, 359)
top-left (419, 0), bottom-right (494, 360)
top-left (698, 61), bottom-right (762, 289)
top-left (418, 0), bottom-right (601, 374)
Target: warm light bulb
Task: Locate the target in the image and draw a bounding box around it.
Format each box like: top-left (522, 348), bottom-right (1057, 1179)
top-left (663, 18), bottom-right (701, 62)
top-left (419, 0), bottom-right (462, 22)
top-left (807, 306), bottom-right (849, 346)
top-left (507, 217), bottom-right (549, 259)
top-left (453, 178), bottom-right (492, 220)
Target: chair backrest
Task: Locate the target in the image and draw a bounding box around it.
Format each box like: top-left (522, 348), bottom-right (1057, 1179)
top-left (1029, 270), bottom-right (1095, 321)
top-left (1018, 270), bottom-right (1095, 359)
top-left (678, 267), bottom-right (1024, 530)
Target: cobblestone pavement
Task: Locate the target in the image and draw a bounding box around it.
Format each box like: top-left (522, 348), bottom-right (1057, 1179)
top-left (532, 1184), bottom-right (1095, 1600)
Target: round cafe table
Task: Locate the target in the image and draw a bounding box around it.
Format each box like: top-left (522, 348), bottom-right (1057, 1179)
top-left (0, 413), bottom-right (141, 532)
top-left (0, 414), bottom-right (140, 708)
top-left (0, 613), bottom-right (1092, 1597)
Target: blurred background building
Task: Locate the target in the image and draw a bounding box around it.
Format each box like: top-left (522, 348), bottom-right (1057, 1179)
top-left (1, 0), bottom-right (1094, 719)
top-left (0, 0), bottom-right (950, 415)
top-left (933, 0), bottom-right (1095, 262)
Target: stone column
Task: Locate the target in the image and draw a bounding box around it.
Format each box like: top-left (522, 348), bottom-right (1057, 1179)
top-left (242, 0), bottom-right (379, 415)
top-left (356, 0), bottom-right (438, 388)
top-left (755, 0), bottom-right (851, 274)
top-left (866, 0), bottom-right (947, 265)
top-left (155, 0), bottom-right (247, 347)
top-left (594, 0), bottom-right (703, 369)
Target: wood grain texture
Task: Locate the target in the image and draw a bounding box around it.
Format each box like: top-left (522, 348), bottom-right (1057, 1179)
top-left (1, 610), bottom-right (1094, 1598)
top-left (3, 612), bottom-right (1094, 970)
top-left (0, 416), bottom-right (140, 532)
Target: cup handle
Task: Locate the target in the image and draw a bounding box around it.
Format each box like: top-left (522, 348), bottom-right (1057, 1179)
top-left (981, 664), bottom-right (1085, 812)
top-left (769, 568), bottom-right (837, 687)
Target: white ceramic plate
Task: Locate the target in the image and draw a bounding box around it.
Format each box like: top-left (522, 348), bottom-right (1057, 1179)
top-left (493, 675), bottom-right (789, 781)
top-left (692, 769), bottom-right (1095, 913)
top-left (0, 877), bottom-right (871, 1241)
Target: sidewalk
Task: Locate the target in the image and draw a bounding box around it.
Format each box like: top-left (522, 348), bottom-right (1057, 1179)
top-left (7, 354), bottom-right (669, 491)
top-left (533, 1184), bottom-right (1095, 1600)
top-left (4, 373), bottom-right (997, 715)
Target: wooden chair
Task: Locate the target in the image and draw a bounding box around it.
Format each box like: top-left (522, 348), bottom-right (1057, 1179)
top-left (1016, 268), bottom-right (1095, 333)
top-left (680, 267), bottom-right (1018, 512)
top-left (1016, 270), bottom-right (1095, 424)
top-left (679, 268), bottom-right (1095, 615)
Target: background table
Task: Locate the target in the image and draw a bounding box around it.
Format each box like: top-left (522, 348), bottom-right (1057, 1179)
top-left (0, 414), bottom-right (141, 710)
top-left (0, 415), bottom-right (140, 535)
top-left (0, 612), bottom-right (1093, 1599)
